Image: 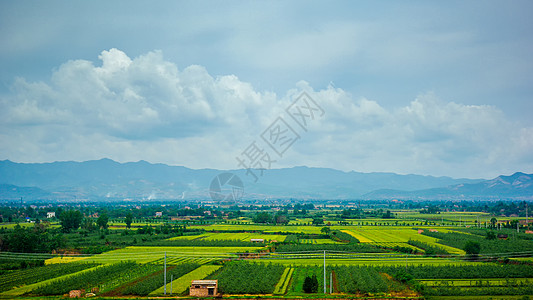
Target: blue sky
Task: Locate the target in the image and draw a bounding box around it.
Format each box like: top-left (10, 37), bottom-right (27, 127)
top-left (0, 1), bottom-right (532, 179)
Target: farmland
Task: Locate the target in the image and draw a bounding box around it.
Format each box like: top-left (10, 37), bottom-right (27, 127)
top-left (167, 232), bottom-right (287, 243)
top-left (1, 201), bottom-right (533, 299)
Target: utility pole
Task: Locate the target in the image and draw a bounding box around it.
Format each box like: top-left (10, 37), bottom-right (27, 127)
top-left (170, 274), bottom-right (173, 295)
top-left (323, 250), bottom-right (326, 294)
top-left (330, 272), bottom-right (332, 294)
top-left (164, 252), bottom-right (167, 295)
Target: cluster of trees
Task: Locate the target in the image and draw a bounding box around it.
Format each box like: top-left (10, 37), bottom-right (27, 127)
top-left (252, 211), bottom-right (289, 224)
top-left (0, 223), bottom-right (65, 253)
top-left (212, 262), bottom-right (285, 294)
top-left (302, 275), bottom-right (318, 293)
top-left (337, 208), bottom-right (395, 219)
top-left (59, 210), bottom-right (109, 232)
top-left (419, 205), bottom-right (441, 214)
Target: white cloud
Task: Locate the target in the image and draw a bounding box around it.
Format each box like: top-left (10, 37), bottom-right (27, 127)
top-left (0, 49), bottom-right (532, 179)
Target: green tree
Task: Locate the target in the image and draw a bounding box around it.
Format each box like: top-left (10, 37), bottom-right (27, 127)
top-left (464, 241), bottom-right (481, 260)
top-left (490, 217), bottom-right (497, 229)
top-left (321, 226), bottom-right (331, 235)
top-left (81, 218), bottom-right (96, 232)
top-left (486, 230), bottom-right (496, 240)
top-left (59, 210), bottom-right (83, 232)
top-left (97, 212), bottom-right (109, 229)
top-left (125, 212), bottom-right (133, 229)
top-left (303, 275), bottom-right (318, 293)
top-left (312, 218), bottom-right (324, 226)
top-left (253, 212), bottom-right (272, 224)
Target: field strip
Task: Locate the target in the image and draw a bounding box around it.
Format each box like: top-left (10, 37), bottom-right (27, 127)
top-left (0, 264), bottom-right (106, 297)
top-left (149, 265), bottom-right (222, 295)
top-left (341, 229), bottom-right (372, 243)
top-left (419, 278), bottom-right (533, 287)
top-left (273, 267), bottom-right (291, 294)
top-left (273, 267), bottom-right (294, 295)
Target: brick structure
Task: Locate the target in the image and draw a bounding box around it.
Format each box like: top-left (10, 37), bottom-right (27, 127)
top-left (190, 280), bottom-right (218, 297)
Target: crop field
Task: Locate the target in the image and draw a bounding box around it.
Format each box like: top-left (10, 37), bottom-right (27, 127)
top-left (299, 238), bottom-right (340, 244)
top-left (44, 256), bottom-right (89, 264)
top-left (167, 232), bottom-right (287, 242)
top-left (83, 246), bottom-right (264, 264)
top-left (2, 206), bottom-right (532, 299)
top-left (339, 227), bottom-right (465, 254)
top-left (273, 267), bottom-right (294, 295)
top-left (420, 278), bottom-right (533, 287)
top-left (150, 265), bottom-right (222, 295)
top-left (0, 262), bottom-right (99, 294)
top-left (370, 242), bottom-right (422, 252)
top-left (194, 224), bottom-right (323, 234)
top-left (256, 254), bottom-right (482, 266)
top-left (150, 256), bottom-right (214, 265)
top-left (209, 262), bottom-right (286, 294)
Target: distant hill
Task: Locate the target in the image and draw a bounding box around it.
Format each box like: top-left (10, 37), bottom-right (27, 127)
top-left (0, 184), bottom-right (51, 200)
top-left (363, 172), bottom-right (533, 200)
top-left (3, 159), bottom-right (526, 202)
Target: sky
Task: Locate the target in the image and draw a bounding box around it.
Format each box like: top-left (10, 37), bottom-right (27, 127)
top-left (0, 1), bottom-right (532, 179)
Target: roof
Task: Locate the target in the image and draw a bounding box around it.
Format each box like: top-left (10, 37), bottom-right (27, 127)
top-left (192, 280), bottom-right (217, 285)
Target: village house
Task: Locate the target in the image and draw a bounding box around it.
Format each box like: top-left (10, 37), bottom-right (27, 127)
top-left (190, 280), bottom-right (217, 297)
top-left (46, 212), bottom-right (55, 218)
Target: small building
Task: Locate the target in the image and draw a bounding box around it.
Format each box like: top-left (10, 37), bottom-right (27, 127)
top-left (190, 280), bottom-right (218, 297)
top-left (155, 211), bottom-right (163, 217)
top-left (250, 238), bottom-right (264, 243)
top-left (69, 289), bottom-right (85, 298)
top-left (497, 234), bottom-right (508, 240)
top-left (47, 212), bottom-right (56, 218)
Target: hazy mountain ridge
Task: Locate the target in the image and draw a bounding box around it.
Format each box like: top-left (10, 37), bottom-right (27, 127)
top-left (1, 159), bottom-right (528, 201)
top-left (364, 172), bottom-right (533, 200)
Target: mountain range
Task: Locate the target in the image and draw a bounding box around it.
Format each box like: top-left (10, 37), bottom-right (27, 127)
top-left (0, 159), bottom-right (531, 201)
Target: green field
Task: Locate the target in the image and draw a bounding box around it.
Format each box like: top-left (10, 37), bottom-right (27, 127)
top-left (339, 227), bottom-right (465, 254)
top-left (194, 224), bottom-right (323, 234)
top-left (167, 232), bottom-right (287, 242)
top-left (83, 246), bottom-right (265, 263)
top-left (150, 265), bottom-right (222, 295)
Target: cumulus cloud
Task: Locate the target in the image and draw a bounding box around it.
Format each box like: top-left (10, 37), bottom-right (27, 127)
top-left (0, 49), bottom-right (532, 179)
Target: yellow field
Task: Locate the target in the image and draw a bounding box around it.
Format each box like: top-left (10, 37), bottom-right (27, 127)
top-left (45, 256), bottom-right (88, 264)
top-left (337, 226), bottom-right (465, 254)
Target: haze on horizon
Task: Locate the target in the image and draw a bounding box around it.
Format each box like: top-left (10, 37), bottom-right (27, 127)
top-left (1, 1), bottom-right (533, 179)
